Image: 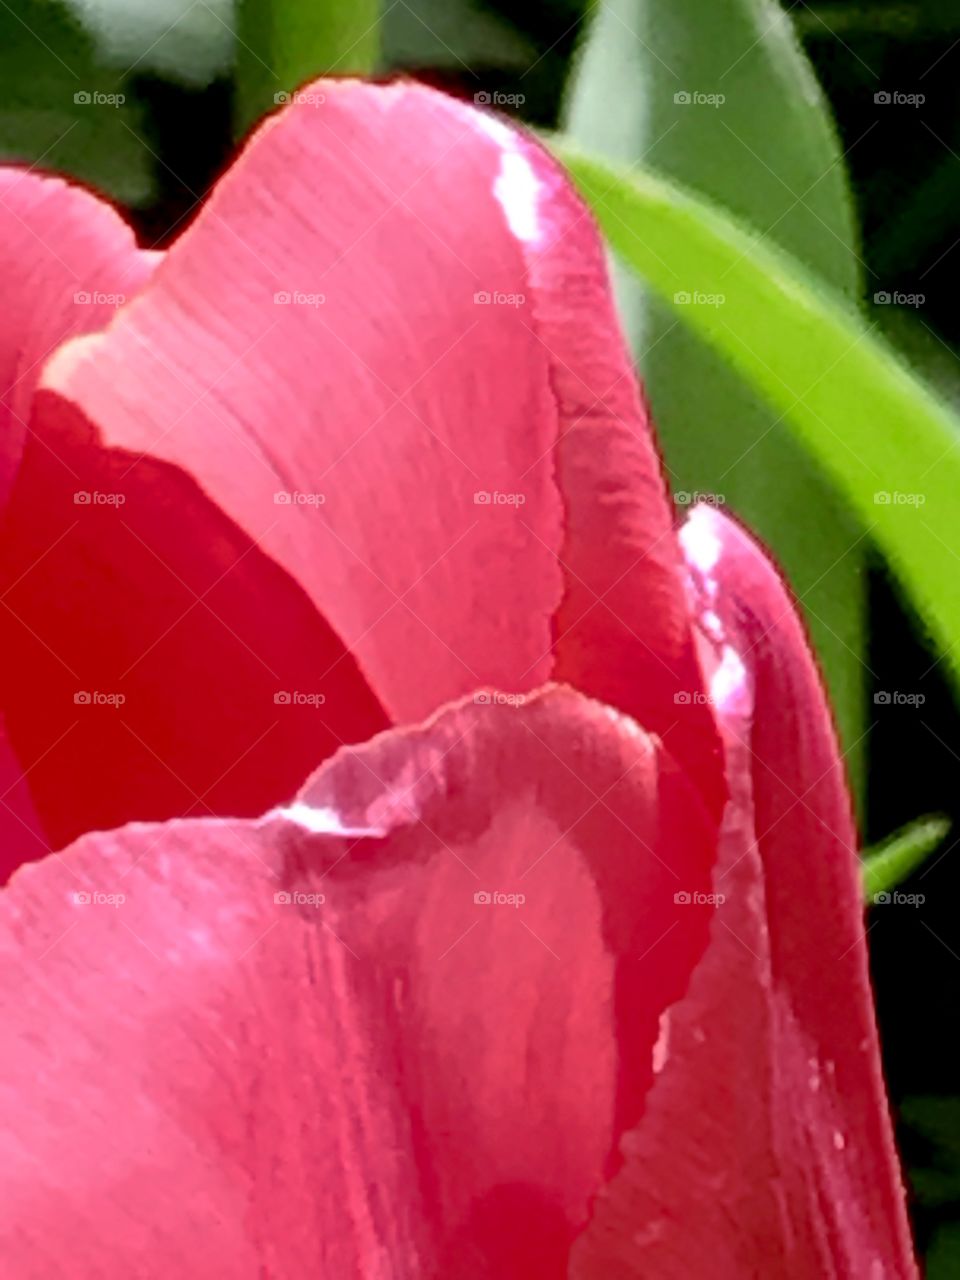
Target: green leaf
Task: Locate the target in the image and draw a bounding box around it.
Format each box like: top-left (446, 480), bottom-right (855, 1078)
top-left (927, 1223), bottom-right (960, 1280)
top-left (0, 0), bottom-right (153, 204)
top-left (795, 3), bottom-right (960, 39)
top-left (63, 0), bottom-right (234, 88)
top-left (547, 142), bottom-right (960, 699)
top-left (862, 815), bottom-right (950, 901)
top-left (565, 0), bottom-right (867, 806)
top-left (902, 1096), bottom-right (960, 1212)
top-left (381, 0), bottom-right (536, 72)
top-left (235, 0), bottom-right (380, 136)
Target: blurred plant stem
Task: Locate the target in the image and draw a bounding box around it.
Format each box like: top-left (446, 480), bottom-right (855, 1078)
top-left (235, 0), bottom-right (380, 137)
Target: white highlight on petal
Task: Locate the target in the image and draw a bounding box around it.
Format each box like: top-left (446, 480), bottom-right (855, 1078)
top-left (474, 113), bottom-right (544, 244)
top-left (494, 151), bottom-right (543, 244)
top-left (710, 643), bottom-right (748, 712)
top-left (678, 504), bottom-right (722, 577)
top-left (652, 1010), bottom-right (671, 1074)
top-left (273, 802), bottom-right (384, 839)
top-left (679, 505), bottom-right (751, 719)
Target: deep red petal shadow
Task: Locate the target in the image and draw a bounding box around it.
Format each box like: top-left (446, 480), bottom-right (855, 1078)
top-left (0, 394), bottom-right (388, 865)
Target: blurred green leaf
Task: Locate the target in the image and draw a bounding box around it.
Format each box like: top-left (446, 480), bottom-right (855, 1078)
top-left (0, 0), bottom-right (153, 204)
top-left (235, 0), bottom-right (380, 136)
top-left (565, 0), bottom-right (867, 805)
top-left (549, 143), bottom-right (960, 695)
top-left (862, 814), bottom-right (950, 900)
top-left (382, 0), bottom-right (536, 72)
top-left (795, 2), bottom-right (960, 39)
top-left (903, 1095), bottom-right (960, 1156)
top-left (65, 0), bottom-right (234, 88)
top-left (926, 1223), bottom-right (960, 1280)
top-left (903, 1096), bottom-right (960, 1213)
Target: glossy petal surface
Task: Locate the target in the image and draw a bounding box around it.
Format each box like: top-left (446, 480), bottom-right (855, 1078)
top-left (41, 80), bottom-right (719, 801)
top-left (570, 505), bottom-right (917, 1279)
top-left (0, 687), bottom-right (715, 1277)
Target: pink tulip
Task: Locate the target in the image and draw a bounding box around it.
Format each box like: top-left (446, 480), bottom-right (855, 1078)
top-left (0, 80), bottom-right (916, 1277)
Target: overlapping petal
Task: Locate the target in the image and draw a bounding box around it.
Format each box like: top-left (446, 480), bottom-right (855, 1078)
top-left (570, 505), bottom-right (917, 1278)
top-left (38, 79), bottom-right (721, 811)
top-left (0, 171), bottom-right (154, 509)
top-left (0, 686), bottom-right (716, 1278)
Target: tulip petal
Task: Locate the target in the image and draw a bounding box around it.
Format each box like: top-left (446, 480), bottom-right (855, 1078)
top-left (0, 686), bottom-right (716, 1277)
top-left (570, 505), bottom-right (917, 1278)
top-left (0, 718), bottom-right (47, 881)
top-left (39, 80), bottom-right (720, 802)
top-left (0, 169), bottom-right (155, 510)
top-left (0, 164), bottom-right (388, 865)
top-left (0, 391), bottom-right (389, 859)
